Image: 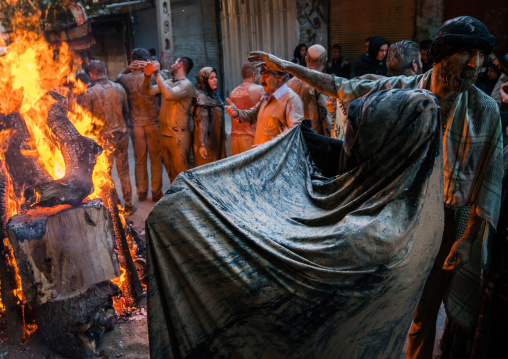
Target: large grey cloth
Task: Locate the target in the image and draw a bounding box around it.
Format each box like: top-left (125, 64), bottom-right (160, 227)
top-left (146, 89), bottom-right (444, 358)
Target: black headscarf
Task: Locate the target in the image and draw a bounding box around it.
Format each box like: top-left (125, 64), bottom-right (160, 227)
top-left (428, 16), bottom-right (495, 64)
top-left (352, 37), bottom-right (390, 77)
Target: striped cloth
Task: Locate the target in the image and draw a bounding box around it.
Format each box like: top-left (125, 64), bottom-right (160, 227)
top-left (333, 70), bottom-right (503, 229)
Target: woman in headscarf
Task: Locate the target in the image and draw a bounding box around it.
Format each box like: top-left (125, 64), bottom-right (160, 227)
top-left (146, 88), bottom-right (444, 358)
top-left (193, 67), bottom-right (225, 167)
top-left (352, 36), bottom-right (390, 77)
top-left (292, 43), bottom-right (308, 67)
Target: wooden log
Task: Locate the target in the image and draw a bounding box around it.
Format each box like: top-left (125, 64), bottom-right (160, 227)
top-left (22, 91), bottom-right (102, 210)
top-left (0, 160), bottom-right (24, 345)
top-left (35, 280), bottom-right (120, 358)
top-left (104, 187), bottom-right (143, 306)
top-left (0, 112), bottom-right (51, 199)
top-left (6, 199), bottom-right (120, 305)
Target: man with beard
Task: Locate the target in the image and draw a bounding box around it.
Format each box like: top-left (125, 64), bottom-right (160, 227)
top-left (117, 48), bottom-right (163, 202)
top-left (225, 67), bottom-right (304, 146)
top-left (143, 57), bottom-right (195, 183)
top-left (247, 16), bottom-right (502, 359)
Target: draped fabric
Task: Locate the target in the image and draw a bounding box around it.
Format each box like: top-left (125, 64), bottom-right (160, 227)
top-left (146, 89), bottom-right (444, 359)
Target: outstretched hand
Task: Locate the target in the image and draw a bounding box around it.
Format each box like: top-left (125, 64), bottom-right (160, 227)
top-left (442, 239), bottom-right (472, 271)
top-left (247, 51), bottom-right (286, 73)
top-left (225, 98), bottom-right (239, 118)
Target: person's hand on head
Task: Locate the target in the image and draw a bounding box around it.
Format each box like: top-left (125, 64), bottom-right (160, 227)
top-left (225, 98), bottom-right (239, 118)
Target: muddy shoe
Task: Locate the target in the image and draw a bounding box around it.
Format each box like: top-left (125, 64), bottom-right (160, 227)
top-left (124, 205), bottom-right (137, 216)
top-left (138, 193), bottom-right (147, 202)
top-left (152, 193), bottom-right (163, 202)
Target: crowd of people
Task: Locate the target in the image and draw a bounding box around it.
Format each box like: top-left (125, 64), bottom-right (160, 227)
top-left (69, 15), bottom-right (508, 358)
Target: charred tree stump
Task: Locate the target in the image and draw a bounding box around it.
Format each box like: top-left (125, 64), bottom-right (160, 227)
top-left (23, 91), bottom-right (102, 209)
top-left (35, 281), bottom-right (120, 358)
top-left (0, 161), bottom-right (24, 345)
top-left (105, 186), bottom-right (143, 306)
top-left (6, 200), bottom-right (120, 305)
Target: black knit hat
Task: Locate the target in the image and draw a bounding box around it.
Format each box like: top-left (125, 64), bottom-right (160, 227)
top-left (428, 16), bottom-right (495, 63)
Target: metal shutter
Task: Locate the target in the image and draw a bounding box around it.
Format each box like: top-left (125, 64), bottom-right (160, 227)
top-left (329, 0), bottom-right (416, 64)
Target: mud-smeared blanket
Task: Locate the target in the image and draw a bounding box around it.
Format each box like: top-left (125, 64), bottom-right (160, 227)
top-left (146, 89), bottom-right (445, 359)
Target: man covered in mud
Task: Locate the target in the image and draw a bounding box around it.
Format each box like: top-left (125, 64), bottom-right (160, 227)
top-left (288, 44), bottom-right (332, 136)
top-left (117, 48), bottom-right (163, 202)
top-left (225, 67), bottom-right (304, 146)
top-left (228, 62), bottom-right (264, 155)
top-left (142, 57), bottom-right (194, 183)
top-left (80, 60), bottom-right (136, 215)
top-left (248, 16), bottom-right (503, 359)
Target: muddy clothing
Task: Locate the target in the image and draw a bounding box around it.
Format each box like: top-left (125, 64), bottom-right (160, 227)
top-left (81, 78), bottom-right (130, 139)
top-left (288, 77), bottom-right (332, 136)
top-left (229, 82), bottom-right (263, 155)
top-left (81, 77), bottom-right (133, 209)
top-left (131, 124), bottom-right (163, 199)
top-left (118, 71), bottom-right (162, 199)
top-left (143, 74), bottom-right (194, 181)
top-left (192, 90), bottom-right (226, 166)
top-left (327, 72), bottom-right (503, 359)
top-left (331, 71), bottom-right (502, 225)
top-left (324, 58), bottom-right (351, 79)
top-left (237, 84), bottom-right (304, 145)
top-left (117, 71), bottom-right (159, 126)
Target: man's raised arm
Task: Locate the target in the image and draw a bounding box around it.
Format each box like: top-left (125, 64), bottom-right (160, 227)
top-left (248, 51), bottom-right (336, 97)
top-left (142, 61), bottom-right (162, 96)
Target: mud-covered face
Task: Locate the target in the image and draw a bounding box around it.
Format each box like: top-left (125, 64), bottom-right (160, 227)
top-left (208, 71), bottom-right (218, 90)
top-left (260, 72), bottom-right (282, 93)
top-left (439, 48), bottom-right (484, 93)
top-left (377, 44), bottom-right (388, 61)
top-left (170, 58), bottom-right (180, 76)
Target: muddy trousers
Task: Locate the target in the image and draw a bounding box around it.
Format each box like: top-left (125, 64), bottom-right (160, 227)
top-left (160, 132), bottom-right (191, 183)
top-left (406, 207), bottom-right (457, 359)
top-left (131, 124), bottom-right (163, 200)
top-left (104, 132), bottom-right (133, 210)
top-left (231, 134), bottom-right (254, 156)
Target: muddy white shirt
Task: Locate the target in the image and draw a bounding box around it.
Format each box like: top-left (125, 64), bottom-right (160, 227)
top-left (237, 84), bottom-right (304, 145)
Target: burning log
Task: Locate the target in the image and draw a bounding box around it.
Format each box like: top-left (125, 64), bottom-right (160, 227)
top-left (0, 160), bottom-right (24, 345)
top-left (23, 91), bottom-right (102, 209)
top-left (6, 199), bottom-right (120, 305)
top-left (0, 112), bottom-right (51, 198)
top-left (105, 188), bottom-right (143, 306)
top-left (35, 280), bottom-right (120, 358)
